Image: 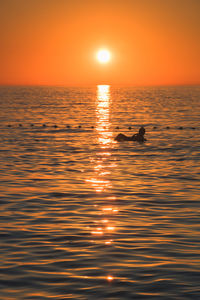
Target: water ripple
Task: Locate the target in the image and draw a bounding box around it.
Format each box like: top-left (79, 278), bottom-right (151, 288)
top-left (0, 86), bottom-right (200, 299)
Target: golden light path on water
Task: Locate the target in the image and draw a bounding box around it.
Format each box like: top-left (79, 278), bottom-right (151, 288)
top-left (86, 85), bottom-right (118, 282)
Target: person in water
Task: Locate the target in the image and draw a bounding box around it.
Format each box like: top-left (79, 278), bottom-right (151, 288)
top-left (115, 126), bottom-right (146, 142)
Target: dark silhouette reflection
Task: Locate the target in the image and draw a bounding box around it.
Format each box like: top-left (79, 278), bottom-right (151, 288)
top-left (115, 126), bottom-right (146, 143)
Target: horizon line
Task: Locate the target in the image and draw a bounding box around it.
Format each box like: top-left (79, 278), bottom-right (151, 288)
top-left (0, 83), bottom-right (200, 88)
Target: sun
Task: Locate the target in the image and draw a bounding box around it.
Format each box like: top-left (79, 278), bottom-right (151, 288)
top-left (97, 49), bottom-right (111, 64)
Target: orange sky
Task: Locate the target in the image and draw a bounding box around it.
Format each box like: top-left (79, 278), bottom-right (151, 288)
top-left (0, 0), bottom-right (199, 86)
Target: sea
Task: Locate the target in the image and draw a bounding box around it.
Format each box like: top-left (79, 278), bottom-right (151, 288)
top-left (0, 85), bottom-right (199, 300)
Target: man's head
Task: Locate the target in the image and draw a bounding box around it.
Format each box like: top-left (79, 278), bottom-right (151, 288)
top-left (139, 126), bottom-right (145, 136)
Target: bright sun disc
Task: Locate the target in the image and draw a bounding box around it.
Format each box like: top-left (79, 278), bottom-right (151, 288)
top-left (97, 49), bottom-right (111, 64)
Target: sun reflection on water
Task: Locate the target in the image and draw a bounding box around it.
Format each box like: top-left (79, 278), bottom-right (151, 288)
top-left (86, 85), bottom-right (118, 256)
top-left (85, 85), bottom-right (119, 280)
top-left (96, 85), bottom-right (113, 147)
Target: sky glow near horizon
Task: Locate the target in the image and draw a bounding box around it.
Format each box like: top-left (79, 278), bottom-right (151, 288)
top-left (0, 0), bottom-right (199, 86)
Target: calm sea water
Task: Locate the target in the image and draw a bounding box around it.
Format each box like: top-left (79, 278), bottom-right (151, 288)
top-left (0, 85), bottom-right (200, 299)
